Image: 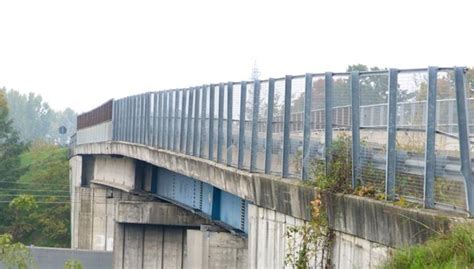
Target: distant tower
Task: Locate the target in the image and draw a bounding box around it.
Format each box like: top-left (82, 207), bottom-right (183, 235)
top-left (250, 60), bottom-right (261, 80)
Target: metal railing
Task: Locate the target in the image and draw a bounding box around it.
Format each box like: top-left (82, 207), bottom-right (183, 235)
top-left (77, 66), bottom-right (474, 215)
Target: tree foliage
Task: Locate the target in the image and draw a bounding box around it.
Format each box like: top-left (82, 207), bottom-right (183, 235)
top-left (3, 88), bottom-right (76, 144)
top-left (0, 89), bottom-right (71, 250)
top-left (0, 233), bottom-right (35, 269)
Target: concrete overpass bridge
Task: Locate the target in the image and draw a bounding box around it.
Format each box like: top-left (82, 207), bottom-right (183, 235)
top-left (70, 66), bottom-right (473, 268)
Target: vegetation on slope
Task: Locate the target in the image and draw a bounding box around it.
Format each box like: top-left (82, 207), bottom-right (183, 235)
top-left (382, 223), bottom-right (474, 269)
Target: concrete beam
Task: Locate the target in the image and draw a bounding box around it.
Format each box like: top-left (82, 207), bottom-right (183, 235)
top-left (73, 142), bottom-right (317, 221)
top-left (116, 201), bottom-right (210, 226)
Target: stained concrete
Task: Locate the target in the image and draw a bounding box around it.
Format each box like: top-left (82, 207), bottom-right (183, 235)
top-left (72, 185), bottom-right (149, 251)
top-left (323, 192), bottom-right (462, 248)
top-left (247, 204), bottom-right (311, 269)
top-left (113, 224), bottom-right (187, 269)
top-left (76, 121), bottom-right (112, 145)
top-left (73, 141), bottom-right (317, 221)
top-left (186, 228), bottom-right (248, 269)
top-left (93, 155), bottom-right (136, 192)
top-left (117, 201), bottom-right (210, 226)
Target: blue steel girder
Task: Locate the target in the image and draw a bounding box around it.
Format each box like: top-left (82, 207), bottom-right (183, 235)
top-left (149, 165), bottom-right (248, 234)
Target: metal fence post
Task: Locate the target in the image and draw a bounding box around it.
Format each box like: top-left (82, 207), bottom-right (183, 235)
top-left (302, 73), bottom-right (313, 180)
top-left (227, 82), bottom-right (233, 166)
top-left (238, 82), bottom-right (247, 169)
top-left (250, 79), bottom-right (261, 172)
top-left (174, 90), bottom-right (180, 151)
top-left (385, 69), bottom-right (398, 200)
top-left (454, 67), bottom-right (474, 215)
top-left (325, 72), bottom-right (333, 175)
top-left (265, 78), bottom-right (275, 174)
top-left (209, 85), bottom-right (215, 160)
top-left (180, 89), bottom-right (187, 153)
top-left (200, 85), bottom-right (208, 158)
top-left (186, 88), bottom-right (194, 155)
top-left (282, 76), bottom-right (292, 178)
top-left (217, 83), bottom-right (224, 162)
top-left (424, 67), bottom-right (438, 208)
top-left (351, 71), bottom-right (360, 188)
top-left (193, 87), bottom-right (201, 156)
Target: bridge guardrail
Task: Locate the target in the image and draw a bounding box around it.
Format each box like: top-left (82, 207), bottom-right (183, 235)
top-left (76, 66), bottom-right (474, 215)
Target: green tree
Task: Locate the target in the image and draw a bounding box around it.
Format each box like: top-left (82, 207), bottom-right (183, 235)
top-left (17, 142), bottom-right (71, 247)
top-left (0, 233), bottom-right (35, 269)
top-left (4, 88), bottom-right (76, 144)
top-left (7, 195), bottom-right (38, 242)
top-left (0, 89), bottom-right (27, 235)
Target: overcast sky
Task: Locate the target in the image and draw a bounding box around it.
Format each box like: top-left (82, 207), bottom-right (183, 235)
top-left (0, 0), bottom-right (473, 113)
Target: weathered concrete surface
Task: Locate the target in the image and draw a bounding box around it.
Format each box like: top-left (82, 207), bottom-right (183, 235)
top-left (186, 228), bottom-right (248, 269)
top-left (332, 231), bottom-right (390, 269)
top-left (113, 224), bottom-right (186, 269)
top-left (117, 201), bottom-right (210, 226)
top-left (247, 204), bottom-right (309, 269)
top-left (71, 185), bottom-right (150, 251)
top-left (93, 155), bottom-right (136, 192)
top-left (324, 192), bottom-right (460, 248)
top-left (76, 121), bottom-right (112, 145)
top-left (73, 141), bottom-right (317, 221)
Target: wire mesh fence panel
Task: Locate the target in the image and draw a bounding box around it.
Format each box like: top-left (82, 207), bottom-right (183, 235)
top-left (174, 90), bottom-right (182, 151)
top-left (231, 83), bottom-right (241, 167)
top-left (395, 71), bottom-right (427, 202)
top-left (330, 74), bottom-right (352, 185)
top-left (201, 86), bottom-right (210, 159)
top-left (288, 77), bottom-right (305, 178)
top-left (243, 83), bottom-right (254, 170)
top-left (271, 79), bottom-right (286, 175)
top-left (307, 74), bottom-right (326, 178)
top-left (254, 81), bottom-right (269, 172)
top-left (212, 85), bottom-right (220, 162)
top-left (193, 87), bottom-right (202, 156)
top-left (182, 89), bottom-right (191, 153)
top-left (434, 69), bottom-right (466, 210)
top-left (358, 72), bottom-right (389, 192)
top-left (221, 84), bottom-right (229, 163)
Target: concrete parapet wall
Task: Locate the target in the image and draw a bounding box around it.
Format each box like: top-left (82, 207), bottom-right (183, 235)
top-left (73, 141), bottom-right (317, 221)
top-left (324, 192), bottom-right (459, 248)
top-left (76, 121), bottom-right (112, 145)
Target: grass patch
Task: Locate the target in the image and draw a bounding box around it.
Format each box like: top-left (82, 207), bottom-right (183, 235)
top-left (381, 223), bottom-right (474, 269)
